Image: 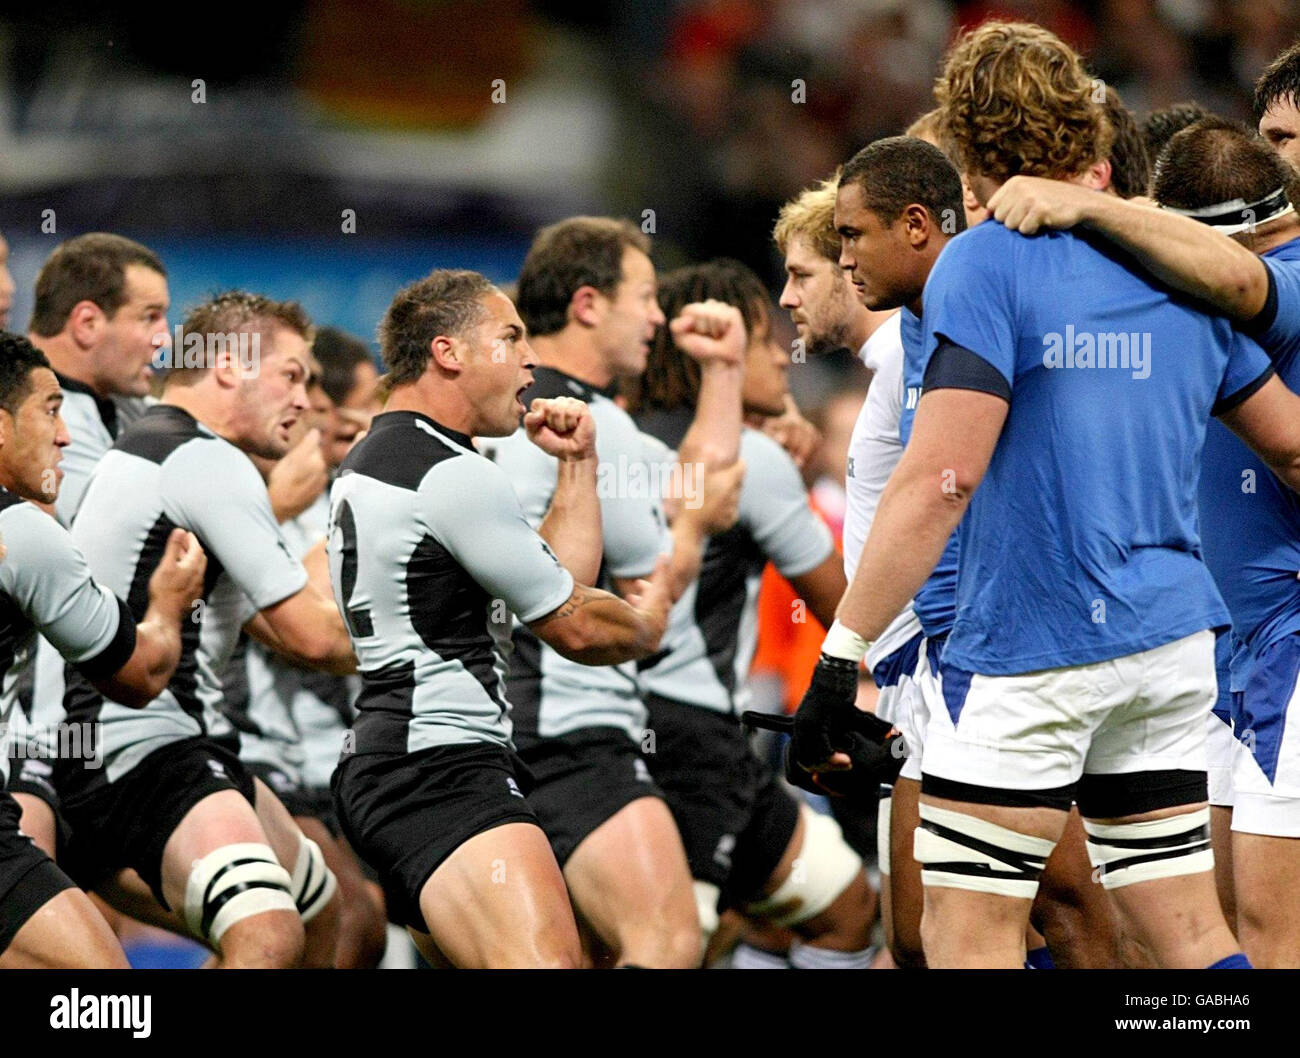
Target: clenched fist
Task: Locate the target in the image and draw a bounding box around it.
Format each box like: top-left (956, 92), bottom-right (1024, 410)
top-left (669, 300), bottom-right (746, 366)
top-left (525, 397), bottom-right (597, 462)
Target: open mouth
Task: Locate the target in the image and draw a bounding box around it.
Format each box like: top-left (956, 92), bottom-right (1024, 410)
top-left (515, 387), bottom-right (528, 413)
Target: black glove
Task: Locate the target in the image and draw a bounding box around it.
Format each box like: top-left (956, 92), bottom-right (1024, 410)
top-left (743, 683), bottom-right (907, 799)
top-left (794, 653), bottom-right (865, 771)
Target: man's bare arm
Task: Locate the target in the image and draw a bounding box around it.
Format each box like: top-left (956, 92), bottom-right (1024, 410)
top-left (988, 176), bottom-right (1268, 321)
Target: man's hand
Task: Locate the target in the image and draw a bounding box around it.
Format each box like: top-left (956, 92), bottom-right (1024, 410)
top-left (525, 396), bottom-right (596, 462)
top-left (670, 300), bottom-right (746, 366)
top-left (987, 175), bottom-right (1106, 235)
top-left (147, 529), bottom-right (208, 621)
top-left (268, 428), bottom-right (329, 522)
top-left (621, 554), bottom-right (673, 646)
top-left (761, 394), bottom-right (820, 470)
top-left (792, 653), bottom-right (868, 773)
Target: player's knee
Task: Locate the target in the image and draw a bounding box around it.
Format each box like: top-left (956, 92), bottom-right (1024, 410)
top-left (744, 806), bottom-right (864, 929)
top-left (797, 869), bottom-right (876, 950)
top-left (1083, 807), bottom-right (1213, 890)
top-left (913, 802), bottom-right (1055, 900)
top-left (183, 842), bottom-right (300, 959)
top-left (222, 910), bottom-right (306, 968)
top-left (291, 834), bottom-right (339, 925)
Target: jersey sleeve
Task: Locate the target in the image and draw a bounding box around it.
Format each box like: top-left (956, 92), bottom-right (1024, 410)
top-left (739, 431), bottom-right (834, 577)
top-left (1213, 328), bottom-right (1276, 416)
top-left (0, 505), bottom-right (136, 676)
top-left (163, 439), bottom-right (308, 611)
top-left (1247, 255), bottom-right (1300, 351)
top-left (421, 455), bottom-right (575, 623)
top-left (920, 230), bottom-right (1020, 389)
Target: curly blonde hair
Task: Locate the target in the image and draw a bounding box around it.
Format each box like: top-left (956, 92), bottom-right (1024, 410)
top-left (936, 20), bottom-right (1111, 185)
top-left (773, 172), bottom-right (842, 264)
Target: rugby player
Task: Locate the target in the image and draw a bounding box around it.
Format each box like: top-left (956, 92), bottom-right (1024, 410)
top-left (794, 21), bottom-right (1296, 968)
top-left (1257, 42), bottom-right (1300, 175)
top-left (55, 292), bottom-right (355, 969)
top-left (626, 258), bottom-right (880, 969)
top-left (490, 217), bottom-right (745, 968)
top-left (0, 332), bottom-right (206, 968)
top-left (12, 235), bottom-right (170, 861)
top-left (328, 268), bottom-right (673, 969)
top-left (986, 117), bottom-right (1300, 966)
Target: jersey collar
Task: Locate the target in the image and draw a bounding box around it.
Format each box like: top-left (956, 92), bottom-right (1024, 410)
top-left (532, 366), bottom-right (618, 402)
top-left (373, 410), bottom-right (476, 451)
top-left (54, 371), bottom-right (119, 438)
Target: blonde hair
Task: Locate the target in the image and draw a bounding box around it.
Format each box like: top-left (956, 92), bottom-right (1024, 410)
top-left (773, 172), bottom-right (842, 263)
top-left (936, 20), bottom-right (1111, 185)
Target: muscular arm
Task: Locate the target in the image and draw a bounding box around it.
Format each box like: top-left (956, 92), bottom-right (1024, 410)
top-left (246, 577), bottom-right (356, 675)
top-left (988, 176), bottom-right (1268, 321)
top-left (537, 455), bottom-right (602, 586)
top-left (836, 387), bottom-right (1007, 643)
top-left (528, 578), bottom-right (667, 666)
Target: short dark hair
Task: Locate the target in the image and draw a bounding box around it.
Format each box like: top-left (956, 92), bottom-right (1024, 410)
top-left (379, 269), bottom-right (497, 385)
top-left (0, 332), bottom-right (52, 416)
top-left (30, 233), bottom-right (166, 337)
top-left (1255, 41), bottom-right (1300, 122)
top-left (1152, 117), bottom-right (1293, 213)
top-left (1140, 102), bottom-right (1210, 168)
top-left (1102, 86), bottom-right (1151, 199)
top-left (623, 259), bottom-right (769, 415)
top-left (515, 217), bottom-right (651, 337)
top-left (838, 136), bottom-right (967, 235)
top-left (311, 327), bottom-right (373, 406)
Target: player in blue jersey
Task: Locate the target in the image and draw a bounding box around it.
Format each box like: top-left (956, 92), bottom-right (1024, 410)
top-left (830, 134), bottom-right (1121, 968)
top-left (986, 117), bottom-right (1300, 966)
top-left (792, 20), bottom-right (1300, 968)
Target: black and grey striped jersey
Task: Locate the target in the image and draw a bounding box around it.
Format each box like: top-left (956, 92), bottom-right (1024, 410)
top-left (327, 410), bottom-right (574, 754)
top-left (18, 376), bottom-right (151, 758)
top-left (61, 405), bottom-right (308, 787)
top-left (0, 487), bottom-right (135, 784)
top-left (484, 368), bottom-right (670, 745)
top-left (634, 414), bottom-right (833, 714)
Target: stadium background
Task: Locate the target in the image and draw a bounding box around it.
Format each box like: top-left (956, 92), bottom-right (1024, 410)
top-left (2, 0), bottom-right (1296, 966)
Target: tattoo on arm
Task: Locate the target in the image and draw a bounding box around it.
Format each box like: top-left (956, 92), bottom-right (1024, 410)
top-left (538, 584), bottom-right (599, 622)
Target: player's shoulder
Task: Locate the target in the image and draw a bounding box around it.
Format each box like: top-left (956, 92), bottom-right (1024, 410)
top-left (739, 425), bottom-right (802, 487)
top-left (861, 310), bottom-right (903, 371)
top-left (1263, 235), bottom-right (1300, 266)
top-left (341, 410), bottom-right (475, 492)
top-left (0, 492), bottom-right (78, 574)
top-left (114, 403), bottom-right (223, 466)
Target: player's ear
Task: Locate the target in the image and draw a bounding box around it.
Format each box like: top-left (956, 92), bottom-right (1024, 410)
top-left (569, 285), bottom-right (603, 328)
top-left (905, 202), bottom-right (932, 246)
top-left (67, 300), bottom-right (105, 349)
top-left (1081, 157), bottom-right (1112, 191)
top-left (428, 334), bottom-right (463, 374)
top-left (0, 406), bottom-right (10, 448)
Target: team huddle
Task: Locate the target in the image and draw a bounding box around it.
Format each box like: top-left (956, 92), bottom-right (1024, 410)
top-left (3, 19), bottom-right (1300, 969)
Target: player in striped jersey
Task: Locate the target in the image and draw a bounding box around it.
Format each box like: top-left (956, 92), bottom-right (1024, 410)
top-left (627, 259), bottom-right (880, 969)
top-left (487, 217), bottom-right (745, 967)
top-left (56, 292), bottom-right (355, 968)
top-left (0, 333), bottom-right (206, 967)
top-left (329, 269), bottom-right (672, 968)
top-left (10, 235), bottom-right (170, 860)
